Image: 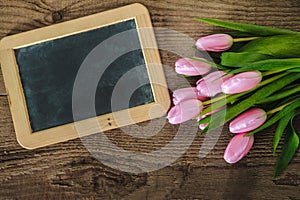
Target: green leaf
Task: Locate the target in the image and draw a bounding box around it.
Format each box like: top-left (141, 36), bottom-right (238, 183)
top-left (228, 58), bottom-right (300, 74)
top-left (288, 68), bottom-right (300, 72)
top-left (201, 73), bottom-right (300, 132)
top-left (248, 99), bottom-right (300, 135)
top-left (187, 56), bottom-right (229, 71)
top-left (264, 93), bottom-right (300, 113)
top-left (256, 85), bottom-right (300, 104)
top-left (211, 31), bottom-right (256, 37)
top-left (196, 18), bottom-right (298, 36)
top-left (240, 35), bottom-right (300, 58)
top-left (274, 120), bottom-right (299, 177)
top-left (275, 93), bottom-right (300, 108)
top-left (198, 100), bottom-right (226, 118)
top-left (199, 91), bottom-right (251, 118)
top-left (221, 52), bottom-right (273, 67)
top-left (198, 113), bottom-right (211, 124)
top-left (273, 112), bottom-right (295, 155)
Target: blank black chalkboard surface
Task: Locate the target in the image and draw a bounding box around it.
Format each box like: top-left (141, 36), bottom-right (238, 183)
top-left (0, 3), bottom-right (170, 149)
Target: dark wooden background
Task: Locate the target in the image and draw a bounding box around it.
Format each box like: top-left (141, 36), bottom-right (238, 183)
top-left (1, 0), bottom-right (300, 199)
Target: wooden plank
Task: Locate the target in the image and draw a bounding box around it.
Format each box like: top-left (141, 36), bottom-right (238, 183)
top-left (0, 163), bottom-right (299, 199)
top-left (0, 94), bottom-right (298, 166)
top-left (0, 73), bottom-right (6, 95)
top-left (1, 0), bottom-right (300, 38)
top-left (0, 0), bottom-right (300, 198)
top-left (0, 95), bottom-right (299, 199)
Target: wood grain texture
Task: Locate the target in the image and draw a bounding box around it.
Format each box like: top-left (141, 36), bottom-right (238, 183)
top-left (0, 0), bottom-right (300, 199)
top-left (0, 74), bottom-right (6, 95)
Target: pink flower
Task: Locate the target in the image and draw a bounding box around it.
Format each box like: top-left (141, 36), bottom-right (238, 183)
top-left (196, 71), bottom-right (233, 97)
top-left (221, 71), bottom-right (262, 94)
top-left (173, 87), bottom-right (207, 105)
top-left (175, 58), bottom-right (211, 76)
top-left (167, 99), bottom-right (203, 124)
top-left (224, 133), bottom-right (254, 164)
top-left (195, 34), bottom-right (233, 52)
top-left (229, 108), bottom-right (267, 133)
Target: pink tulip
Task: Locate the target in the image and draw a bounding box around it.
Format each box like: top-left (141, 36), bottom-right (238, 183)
top-left (229, 108), bottom-right (267, 133)
top-left (175, 58), bottom-right (211, 76)
top-left (224, 133), bottom-right (254, 164)
top-left (196, 71), bottom-right (233, 97)
top-left (173, 87), bottom-right (207, 105)
top-left (167, 99), bottom-right (203, 124)
top-left (195, 34), bottom-right (233, 52)
top-left (221, 71), bottom-right (262, 94)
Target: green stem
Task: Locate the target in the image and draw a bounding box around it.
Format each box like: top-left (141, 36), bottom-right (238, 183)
top-left (267, 99), bottom-right (299, 115)
top-left (262, 70), bottom-right (284, 76)
top-left (256, 84), bottom-right (300, 104)
top-left (187, 56), bottom-right (228, 71)
top-left (202, 94), bottom-right (227, 106)
top-left (233, 37), bottom-right (259, 42)
top-left (257, 72), bottom-right (290, 87)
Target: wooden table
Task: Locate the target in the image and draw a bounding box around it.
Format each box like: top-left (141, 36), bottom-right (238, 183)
top-left (1, 0), bottom-right (299, 199)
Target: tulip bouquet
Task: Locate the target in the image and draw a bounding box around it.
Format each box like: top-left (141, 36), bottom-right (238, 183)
top-left (167, 18), bottom-right (300, 177)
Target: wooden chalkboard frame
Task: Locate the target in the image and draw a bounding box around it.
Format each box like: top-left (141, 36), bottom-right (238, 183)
top-left (0, 3), bottom-right (170, 149)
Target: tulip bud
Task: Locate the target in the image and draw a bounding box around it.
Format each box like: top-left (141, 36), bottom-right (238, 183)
top-left (229, 108), bottom-right (267, 133)
top-left (173, 87), bottom-right (207, 105)
top-left (224, 133), bottom-right (254, 164)
top-left (195, 34), bottom-right (233, 52)
top-left (175, 58), bottom-right (211, 76)
top-left (167, 99), bottom-right (203, 124)
top-left (196, 71), bottom-right (233, 97)
top-left (221, 71), bottom-right (262, 94)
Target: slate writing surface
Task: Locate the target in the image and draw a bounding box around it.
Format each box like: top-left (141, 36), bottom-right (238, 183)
top-left (15, 19), bottom-right (154, 132)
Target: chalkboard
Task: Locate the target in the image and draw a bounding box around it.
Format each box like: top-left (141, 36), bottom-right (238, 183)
top-left (15, 19), bottom-right (154, 132)
top-left (0, 3), bottom-right (170, 149)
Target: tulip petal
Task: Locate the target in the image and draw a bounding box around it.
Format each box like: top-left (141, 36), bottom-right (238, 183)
top-left (196, 71), bottom-right (233, 97)
top-left (195, 34), bottom-right (233, 52)
top-left (175, 58), bottom-right (211, 76)
top-left (173, 87), bottom-right (207, 105)
top-left (224, 133), bottom-right (254, 164)
top-left (221, 71), bottom-right (262, 94)
top-left (167, 99), bottom-right (203, 124)
top-left (229, 108), bottom-right (267, 133)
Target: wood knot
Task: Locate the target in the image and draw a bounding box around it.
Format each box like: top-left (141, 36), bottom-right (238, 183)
top-left (52, 11), bottom-right (63, 22)
top-left (45, 10), bottom-right (64, 24)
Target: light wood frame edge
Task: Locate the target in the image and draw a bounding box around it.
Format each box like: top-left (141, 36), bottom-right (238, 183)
top-left (0, 3), bottom-right (170, 149)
